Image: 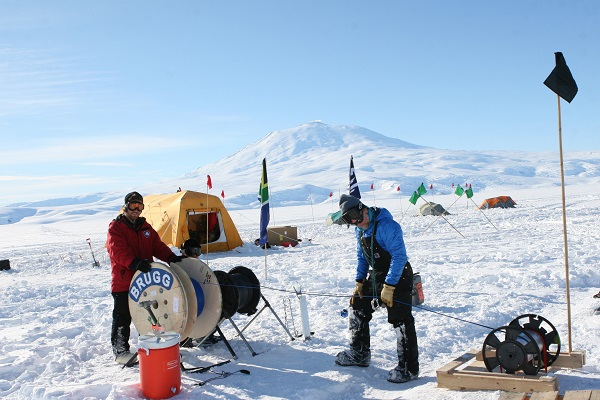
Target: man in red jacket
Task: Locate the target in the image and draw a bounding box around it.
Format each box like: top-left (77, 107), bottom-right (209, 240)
top-left (106, 191), bottom-right (184, 364)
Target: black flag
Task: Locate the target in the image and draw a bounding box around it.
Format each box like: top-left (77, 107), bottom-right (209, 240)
top-left (544, 52), bottom-right (578, 103)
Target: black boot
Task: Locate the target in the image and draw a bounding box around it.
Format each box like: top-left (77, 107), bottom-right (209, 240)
top-left (336, 308), bottom-right (371, 367)
top-left (387, 321), bottom-right (419, 383)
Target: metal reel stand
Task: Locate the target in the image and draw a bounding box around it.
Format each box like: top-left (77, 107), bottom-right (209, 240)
top-left (195, 266), bottom-right (295, 359)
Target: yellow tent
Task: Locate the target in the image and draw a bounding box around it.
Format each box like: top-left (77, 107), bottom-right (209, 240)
top-left (141, 190), bottom-right (243, 254)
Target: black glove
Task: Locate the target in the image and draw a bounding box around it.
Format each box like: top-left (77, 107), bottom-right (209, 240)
top-left (169, 254), bottom-right (185, 263)
top-left (129, 258), bottom-right (152, 273)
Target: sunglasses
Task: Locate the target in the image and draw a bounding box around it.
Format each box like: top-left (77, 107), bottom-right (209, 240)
top-left (127, 202), bottom-right (144, 212)
top-left (341, 206), bottom-right (364, 225)
top-left (184, 247), bottom-right (201, 257)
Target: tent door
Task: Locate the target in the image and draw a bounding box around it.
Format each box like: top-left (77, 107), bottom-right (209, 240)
top-left (186, 210), bottom-right (225, 245)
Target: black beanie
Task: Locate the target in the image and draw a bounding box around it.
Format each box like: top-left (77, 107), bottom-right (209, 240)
top-left (125, 191), bottom-right (143, 204)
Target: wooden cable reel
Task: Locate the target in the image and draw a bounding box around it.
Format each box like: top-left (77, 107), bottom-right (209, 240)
top-left (128, 258), bottom-right (223, 341)
top-left (128, 260), bottom-right (262, 343)
top-left (482, 314), bottom-right (561, 375)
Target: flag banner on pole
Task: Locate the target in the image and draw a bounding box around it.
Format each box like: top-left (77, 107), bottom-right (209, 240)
top-left (465, 186), bottom-right (473, 199)
top-left (454, 185), bottom-right (464, 196)
top-left (221, 190), bottom-right (225, 199)
top-left (397, 185), bottom-right (400, 192)
top-left (544, 52), bottom-right (578, 103)
top-left (207, 175), bottom-right (213, 189)
top-left (417, 183), bottom-right (427, 196)
top-left (258, 158), bottom-right (270, 246)
top-left (348, 156), bottom-right (361, 199)
top-left (409, 191), bottom-right (419, 205)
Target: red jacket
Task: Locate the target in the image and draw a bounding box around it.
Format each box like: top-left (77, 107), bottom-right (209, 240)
top-left (107, 214), bottom-right (176, 292)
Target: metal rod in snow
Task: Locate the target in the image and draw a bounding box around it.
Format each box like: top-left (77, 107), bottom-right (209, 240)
top-left (398, 187), bottom-right (403, 214)
top-left (205, 188), bottom-right (210, 267)
top-left (470, 198), bottom-right (499, 230)
top-left (557, 94), bottom-right (572, 353)
top-left (269, 186), bottom-right (275, 226)
top-left (420, 196), bottom-right (465, 238)
top-left (399, 202), bottom-right (413, 223)
top-left (263, 247), bottom-right (268, 282)
top-left (308, 187), bottom-right (315, 225)
top-left (371, 184), bottom-right (376, 206)
top-left (418, 194), bottom-right (464, 237)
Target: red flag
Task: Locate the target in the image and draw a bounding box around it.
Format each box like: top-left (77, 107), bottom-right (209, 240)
top-left (452, 183), bottom-right (455, 188)
top-left (221, 190), bottom-right (225, 198)
top-left (329, 192), bottom-right (333, 197)
top-left (207, 175), bottom-right (212, 189)
top-left (430, 184), bottom-right (433, 189)
top-left (397, 185), bottom-right (400, 192)
top-left (370, 183), bottom-right (374, 190)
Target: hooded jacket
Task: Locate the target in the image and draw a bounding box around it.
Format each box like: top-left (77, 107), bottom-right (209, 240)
top-left (354, 207), bottom-right (408, 286)
top-left (106, 214), bottom-right (175, 292)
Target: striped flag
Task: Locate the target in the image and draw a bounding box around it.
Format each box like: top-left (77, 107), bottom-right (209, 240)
top-left (348, 156), bottom-right (361, 199)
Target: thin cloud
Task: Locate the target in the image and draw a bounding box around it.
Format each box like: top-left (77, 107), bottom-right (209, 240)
top-left (0, 47), bottom-right (110, 117)
top-left (0, 135), bottom-right (180, 165)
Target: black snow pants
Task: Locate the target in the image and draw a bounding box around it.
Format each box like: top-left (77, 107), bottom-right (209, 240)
top-left (111, 291), bottom-right (132, 356)
top-left (349, 261), bottom-right (419, 374)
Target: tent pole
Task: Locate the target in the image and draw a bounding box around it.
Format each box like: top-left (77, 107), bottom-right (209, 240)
top-left (557, 94), bottom-right (572, 353)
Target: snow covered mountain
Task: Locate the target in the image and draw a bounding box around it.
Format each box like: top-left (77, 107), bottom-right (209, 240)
top-left (3, 121), bottom-right (600, 221)
top-left (141, 120), bottom-right (600, 209)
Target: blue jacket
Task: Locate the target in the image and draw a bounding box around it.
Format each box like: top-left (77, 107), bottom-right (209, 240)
top-left (355, 207), bottom-right (408, 286)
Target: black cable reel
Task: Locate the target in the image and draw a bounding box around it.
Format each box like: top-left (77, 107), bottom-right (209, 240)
top-left (482, 314), bottom-right (561, 375)
top-left (213, 266), bottom-right (261, 319)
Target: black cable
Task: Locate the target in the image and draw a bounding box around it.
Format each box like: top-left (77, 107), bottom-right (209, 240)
top-left (201, 281), bottom-right (496, 331)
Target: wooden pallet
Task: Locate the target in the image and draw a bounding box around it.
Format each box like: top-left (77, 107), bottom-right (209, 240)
top-left (436, 348), bottom-right (586, 393)
top-left (499, 390), bottom-right (600, 400)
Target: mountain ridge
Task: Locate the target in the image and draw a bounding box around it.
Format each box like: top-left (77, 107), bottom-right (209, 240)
top-left (7, 121), bottom-right (600, 213)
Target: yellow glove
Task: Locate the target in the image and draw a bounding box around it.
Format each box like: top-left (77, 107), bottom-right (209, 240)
top-left (380, 284), bottom-right (395, 307)
top-left (350, 280), bottom-right (364, 305)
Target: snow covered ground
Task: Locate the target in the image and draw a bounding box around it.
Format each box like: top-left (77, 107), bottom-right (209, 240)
top-left (2, 182), bottom-right (600, 399)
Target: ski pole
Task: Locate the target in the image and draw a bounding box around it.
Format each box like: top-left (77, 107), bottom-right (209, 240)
top-left (86, 238), bottom-right (100, 267)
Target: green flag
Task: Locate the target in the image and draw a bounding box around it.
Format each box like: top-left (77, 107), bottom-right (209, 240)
top-left (409, 191), bottom-right (419, 205)
top-left (454, 185), bottom-right (464, 196)
top-left (417, 183), bottom-right (427, 196)
top-left (465, 186), bottom-right (473, 199)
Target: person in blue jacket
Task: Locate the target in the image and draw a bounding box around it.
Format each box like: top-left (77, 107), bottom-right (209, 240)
top-left (335, 194), bottom-right (419, 383)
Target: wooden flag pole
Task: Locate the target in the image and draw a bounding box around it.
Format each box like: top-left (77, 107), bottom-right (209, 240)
top-left (557, 94), bottom-right (573, 353)
top-left (205, 188), bottom-right (210, 267)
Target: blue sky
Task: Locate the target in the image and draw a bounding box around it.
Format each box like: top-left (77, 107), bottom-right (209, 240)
top-left (1, 1), bottom-right (598, 206)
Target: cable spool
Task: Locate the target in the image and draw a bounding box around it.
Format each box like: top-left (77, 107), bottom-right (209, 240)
top-left (213, 266), bottom-right (261, 319)
top-left (128, 259), bottom-right (223, 341)
top-left (508, 314), bottom-right (561, 367)
top-left (128, 260), bottom-right (262, 342)
top-left (482, 314), bottom-right (561, 375)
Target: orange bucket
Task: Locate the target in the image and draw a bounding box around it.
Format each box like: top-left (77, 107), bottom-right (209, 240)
top-left (137, 332), bottom-right (181, 399)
